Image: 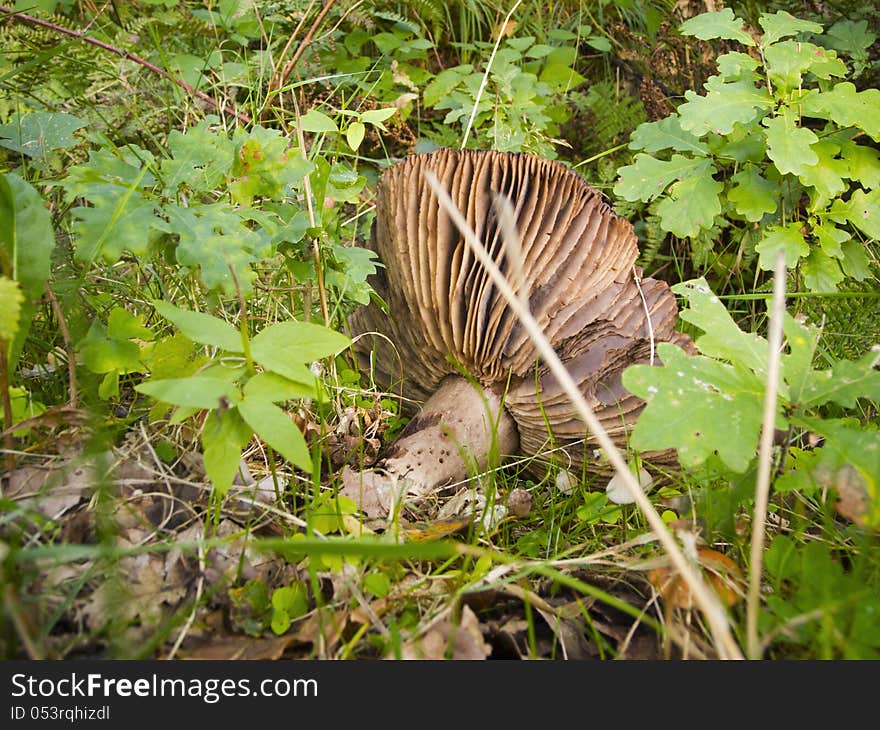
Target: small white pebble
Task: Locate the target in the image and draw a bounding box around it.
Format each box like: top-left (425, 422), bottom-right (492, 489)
top-left (555, 470), bottom-right (577, 494)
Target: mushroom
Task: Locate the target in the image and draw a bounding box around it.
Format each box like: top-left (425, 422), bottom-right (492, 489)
top-left (341, 149), bottom-right (690, 516)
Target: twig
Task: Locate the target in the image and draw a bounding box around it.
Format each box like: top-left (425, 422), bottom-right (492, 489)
top-left (0, 5), bottom-right (251, 125)
top-left (460, 0), bottom-right (522, 150)
top-left (266, 0), bottom-right (318, 97)
top-left (271, 0), bottom-right (337, 97)
top-left (43, 282), bottom-right (78, 409)
top-left (423, 169), bottom-right (744, 660)
top-left (746, 251), bottom-right (787, 659)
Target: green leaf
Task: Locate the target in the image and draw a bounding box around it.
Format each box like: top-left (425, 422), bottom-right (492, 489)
top-left (802, 248), bottom-right (844, 292)
top-left (798, 351), bottom-right (880, 409)
top-left (840, 140), bottom-right (880, 190)
top-left (202, 409), bottom-right (252, 496)
top-left (0, 276), bottom-right (23, 342)
top-left (161, 119), bottom-right (235, 194)
top-left (832, 188), bottom-right (880, 239)
top-left (623, 342), bottom-right (764, 472)
top-left (728, 167), bottom-right (778, 221)
top-left (763, 113), bottom-right (819, 176)
top-left (613, 153), bottom-right (707, 202)
top-left (781, 314), bottom-right (821, 400)
top-left (755, 223), bottom-right (810, 270)
top-left (678, 78), bottom-right (771, 137)
top-left (758, 11), bottom-right (823, 46)
top-left (679, 9), bottom-right (755, 46)
top-left (628, 115), bottom-right (708, 155)
top-left (228, 127), bottom-right (302, 205)
top-left (840, 239), bottom-right (871, 280)
top-left (799, 140), bottom-right (849, 210)
top-left (715, 51), bottom-right (760, 81)
top-left (672, 278), bottom-right (770, 375)
top-left (655, 165), bottom-right (723, 237)
top-left (0, 173), bottom-right (54, 371)
top-left (801, 83), bottom-right (880, 142)
top-left (270, 583), bottom-right (309, 634)
top-left (764, 41), bottom-right (844, 91)
top-left (813, 220), bottom-right (848, 258)
top-left (244, 371), bottom-right (316, 401)
top-left (107, 307), bottom-right (153, 341)
top-left (251, 320), bottom-right (350, 366)
top-left (135, 376), bottom-right (238, 409)
top-left (78, 320), bottom-right (143, 375)
top-left (361, 107), bottom-right (398, 126)
top-left (0, 112), bottom-right (86, 159)
top-left (299, 109), bottom-right (338, 134)
top-left (152, 300), bottom-right (242, 352)
top-left (346, 121), bottom-right (366, 151)
top-left (237, 397), bottom-right (312, 473)
top-left (166, 203), bottom-right (271, 296)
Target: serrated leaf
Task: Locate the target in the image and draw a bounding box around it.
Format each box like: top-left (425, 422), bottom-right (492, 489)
top-left (346, 121), bottom-right (365, 151)
top-left (244, 371), bottom-right (316, 401)
top-left (237, 397), bottom-right (312, 473)
top-left (832, 188), bottom-right (880, 240)
top-left (78, 321), bottom-right (143, 375)
top-left (763, 113), bottom-right (819, 176)
top-left (655, 166), bottom-right (723, 237)
top-left (613, 153), bottom-right (706, 202)
top-left (0, 112), bottom-right (86, 159)
top-left (781, 314), bottom-right (821, 400)
top-left (202, 409), bottom-right (252, 496)
top-left (799, 351), bottom-right (880, 408)
top-left (759, 11), bottom-right (823, 46)
top-left (167, 203), bottom-right (271, 296)
top-left (840, 140), bottom-right (880, 190)
top-left (629, 115), bottom-right (708, 155)
top-left (765, 41), bottom-right (844, 91)
top-left (799, 140), bottom-right (848, 209)
top-left (672, 278), bottom-right (770, 375)
top-left (135, 376), bottom-right (238, 409)
top-left (728, 167), bottom-right (778, 221)
top-left (161, 119), bottom-right (235, 194)
top-left (678, 78), bottom-right (771, 136)
top-left (152, 300), bottom-right (242, 352)
top-left (0, 276), bottom-right (23, 342)
top-left (801, 83), bottom-right (880, 142)
top-left (813, 220), bottom-right (848, 258)
top-left (755, 223), bottom-right (810, 270)
top-left (299, 109), bottom-right (338, 134)
top-left (802, 248), bottom-right (844, 292)
top-left (840, 239), bottom-right (871, 280)
top-left (716, 51), bottom-right (760, 80)
top-left (228, 127), bottom-right (301, 205)
top-left (679, 9), bottom-right (755, 46)
top-left (623, 342), bottom-right (764, 472)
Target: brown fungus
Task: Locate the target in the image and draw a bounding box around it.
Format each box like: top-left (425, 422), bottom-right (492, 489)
top-left (341, 149), bottom-right (691, 516)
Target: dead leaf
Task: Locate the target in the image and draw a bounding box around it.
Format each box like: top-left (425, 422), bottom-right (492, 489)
top-left (177, 634), bottom-right (297, 660)
top-left (649, 547), bottom-right (745, 609)
top-left (397, 606), bottom-right (490, 660)
top-left (6, 464), bottom-right (92, 519)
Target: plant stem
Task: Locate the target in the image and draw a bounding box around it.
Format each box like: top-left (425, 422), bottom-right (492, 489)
top-left (43, 282), bottom-right (77, 409)
top-left (0, 338), bottom-right (12, 478)
top-left (747, 251), bottom-right (787, 659)
top-left (0, 5), bottom-right (251, 124)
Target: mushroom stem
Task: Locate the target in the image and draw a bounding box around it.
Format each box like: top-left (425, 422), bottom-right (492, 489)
top-left (383, 375), bottom-right (519, 493)
top-left (341, 376), bottom-right (519, 515)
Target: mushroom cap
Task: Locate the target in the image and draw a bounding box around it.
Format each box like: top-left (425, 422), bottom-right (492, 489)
top-left (349, 149), bottom-right (691, 473)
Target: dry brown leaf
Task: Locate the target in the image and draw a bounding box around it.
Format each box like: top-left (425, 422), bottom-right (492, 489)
top-left (6, 464), bottom-right (92, 519)
top-left (649, 547), bottom-right (745, 609)
top-left (397, 606), bottom-right (490, 660)
top-left (177, 634), bottom-right (297, 660)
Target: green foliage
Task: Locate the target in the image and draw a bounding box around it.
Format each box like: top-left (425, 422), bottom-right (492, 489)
top-left (614, 9), bottom-right (880, 291)
top-left (135, 303), bottom-right (351, 495)
top-left (0, 172), bottom-right (54, 373)
top-left (623, 277), bottom-right (880, 524)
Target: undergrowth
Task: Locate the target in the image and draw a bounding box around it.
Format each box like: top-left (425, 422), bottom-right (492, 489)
top-left (0, 1), bottom-right (878, 661)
